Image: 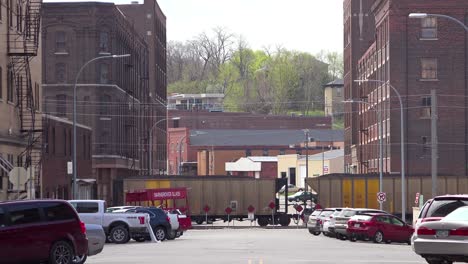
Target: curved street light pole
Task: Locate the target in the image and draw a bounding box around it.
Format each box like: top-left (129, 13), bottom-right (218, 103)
top-left (344, 100), bottom-right (383, 211)
top-left (354, 79), bottom-right (406, 222)
top-left (72, 54), bottom-right (130, 199)
top-left (149, 118), bottom-right (168, 175)
top-left (409, 13), bottom-right (468, 32)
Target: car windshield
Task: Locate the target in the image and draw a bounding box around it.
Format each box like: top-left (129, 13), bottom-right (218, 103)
top-left (343, 210), bottom-right (357, 217)
top-left (442, 206), bottom-right (468, 222)
top-left (351, 215), bottom-right (373, 221)
top-left (311, 210), bottom-right (322, 216)
top-left (427, 199), bottom-right (468, 218)
top-left (320, 210), bottom-right (334, 217)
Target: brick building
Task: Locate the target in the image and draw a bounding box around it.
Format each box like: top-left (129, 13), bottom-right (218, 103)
top-left (0, 0), bottom-right (42, 200)
top-left (41, 115), bottom-right (93, 199)
top-left (168, 128), bottom-right (344, 176)
top-left (118, 0), bottom-right (168, 174)
top-left (42, 2), bottom-right (154, 205)
top-left (168, 110), bottom-right (332, 130)
top-left (323, 79), bottom-right (344, 119)
top-left (345, 0), bottom-right (468, 176)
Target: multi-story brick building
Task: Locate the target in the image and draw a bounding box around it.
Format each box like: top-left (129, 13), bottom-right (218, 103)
top-left (0, 0), bottom-right (42, 200)
top-left (42, 2), bottom-right (152, 205)
top-left (41, 115), bottom-right (92, 199)
top-left (345, 0), bottom-right (468, 176)
top-left (118, 0), bottom-right (168, 174)
top-left (168, 110), bottom-right (332, 130)
top-left (343, 0), bottom-right (375, 174)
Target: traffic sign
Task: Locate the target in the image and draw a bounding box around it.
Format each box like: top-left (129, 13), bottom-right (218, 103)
top-left (203, 205), bottom-right (210, 213)
top-left (225, 207), bottom-right (232, 214)
top-left (247, 205), bottom-right (255, 213)
top-left (294, 204), bottom-right (303, 212)
top-left (377, 192), bottom-right (386, 202)
top-left (415, 193), bottom-right (420, 204)
top-left (268, 201), bottom-right (276, 210)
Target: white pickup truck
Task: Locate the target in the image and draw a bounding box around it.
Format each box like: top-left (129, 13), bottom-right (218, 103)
top-left (69, 200), bottom-right (150, 244)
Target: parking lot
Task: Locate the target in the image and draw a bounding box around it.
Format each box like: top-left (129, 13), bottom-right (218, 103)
top-left (86, 229), bottom-right (425, 264)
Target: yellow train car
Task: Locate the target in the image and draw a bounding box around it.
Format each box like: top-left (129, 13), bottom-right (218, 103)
top-left (306, 174), bottom-right (468, 217)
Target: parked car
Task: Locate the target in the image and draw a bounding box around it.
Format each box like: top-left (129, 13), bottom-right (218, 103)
top-left (166, 209), bottom-right (192, 237)
top-left (69, 200), bottom-right (149, 244)
top-left (346, 213), bottom-right (413, 244)
top-left (413, 205), bottom-right (468, 264)
top-left (127, 207), bottom-right (172, 241)
top-left (307, 209), bottom-right (323, 235)
top-left (317, 209), bottom-right (336, 236)
top-left (334, 208), bottom-right (386, 240)
top-left (73, 224), bottom-right (106, 264)
top-left (0, 200), bottom-right (88, 264)
top-left (414, 195), bottom-right (468, 231)
top-left (288, 191), bottom-right (317, 203)
top-left (322, 208), bottom-right (343, 237)
top-left (279, 184), bottom-right (302, 194)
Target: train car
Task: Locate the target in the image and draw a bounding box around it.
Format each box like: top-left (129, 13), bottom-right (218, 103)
top-left (306, 173), bottom-right (468, 219)
top-left (123, 176), bottom-right (296, 226)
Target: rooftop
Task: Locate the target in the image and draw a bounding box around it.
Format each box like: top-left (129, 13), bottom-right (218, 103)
top-left (324, 79), bottom-right (344, 88)
top-left (299, 149), bottom-right (344, 161)
top-left (189, 129), bottom-right (344, 147)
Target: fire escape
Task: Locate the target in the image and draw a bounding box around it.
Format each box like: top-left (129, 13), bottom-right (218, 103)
top-left (7, 0), bottom-right (43, 196)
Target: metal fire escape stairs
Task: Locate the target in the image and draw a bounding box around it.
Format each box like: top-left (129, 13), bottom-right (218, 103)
top-left (7, 0), bottom-right (43, 196)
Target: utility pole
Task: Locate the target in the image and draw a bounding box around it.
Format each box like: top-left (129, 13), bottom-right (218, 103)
top-left (431, 89), bottom-right (438, 198)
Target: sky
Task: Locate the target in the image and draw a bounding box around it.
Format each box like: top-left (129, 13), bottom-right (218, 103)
top-left (43, 0), bottom-right (344, 54)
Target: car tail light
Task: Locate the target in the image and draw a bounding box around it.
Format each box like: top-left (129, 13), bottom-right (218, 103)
top-left (80, 221), bottom-right (86, 234)
top-left (417, 226), bottom-right (436, 236)
top-left (449, 228), bottom-right (468, 236)
top-left (361, 221), bottom-right (373, 227)
top-left (348, 221), bottom-right (354, 227)
top-left (421, 217), bottom-right (442, 223)
top-left (166, 216), bottom-right (171, 223)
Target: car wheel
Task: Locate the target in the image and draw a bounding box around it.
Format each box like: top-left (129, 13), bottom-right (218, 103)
top-left (425, 258), bottom-right (453, 264)
top-left (407, 240), bottom-right (411, 245)
top-left (349, 236), bottom-right (357, 242)
top-left (49, 241), bottom-right (74, 264)
top-left (154, 226), bottom-right (167, 241)
top-left (195, 219), bottom-right (204, 225)
top-left (313, 231), bottom-right (321, 236)
top-left (72, 255), bottom-right (87, 264)
top-left (110, 225), bottom-right (130, 244)
top-left (373, 231), bottom-right (384, 243)
top-left (166, 229), bottom-right (177, 240)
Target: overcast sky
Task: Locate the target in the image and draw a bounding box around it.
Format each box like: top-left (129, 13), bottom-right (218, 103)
top-left (43, 0), bottom-right (344, 54)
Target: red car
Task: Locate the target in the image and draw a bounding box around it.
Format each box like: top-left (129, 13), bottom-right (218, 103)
top-left (346, 213), bottom-right (413, 244)
top-left (0, 200), bottom-right (88, 264)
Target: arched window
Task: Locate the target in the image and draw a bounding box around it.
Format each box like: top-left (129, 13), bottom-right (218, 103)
top-left (99, 63), bottom-right (109, 84)
top-left (55, 63), bottom-right (67, 83)
top-left (99, 31), bottom-right (109, 53)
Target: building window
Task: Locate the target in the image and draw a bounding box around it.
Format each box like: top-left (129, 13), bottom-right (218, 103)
top-left (34, 83), bottom-right (39, 110)
top-left (279, 149), bottom-right (285, 155)
top-left (7, 68), bottom-right (13, 102)
top-left (263, 149), bottom-right (269, 156)
top-left (55, 31), bottom-right (67, 52)
top-left (336, 88), bottom-right (342, 97)
top-left (56, 94), bottom-right (66, 117)
top-left (421, 136), bottom-right (429, 154)
top-left (0, 66), bottom-right (2, 100)
top-left (16, 3), bottom-right (21, 32)
top-left (63, 128), bottom-right (67, 155)
top-left (421, 97), bottom-right (431, 118)
top-left (421, 17), bottom-right (437, 39)
top-left (99, 31), bottom-right (109, 53)
top-left (421, 58), bottom-right (437, 80)
top-left (52, 127), bottom-right (56, 155)
top-left (55, 63), bottom-right (66, 83)
top-left (245, 149), bottom-right (251, 157)
top-left (8, 0), bottom-right (13, 28)
top-left (99, 63), bottom-right (109, 84)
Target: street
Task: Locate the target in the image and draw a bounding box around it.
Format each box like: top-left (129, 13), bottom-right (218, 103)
top-left (87, 229), bottom-right (425, 264)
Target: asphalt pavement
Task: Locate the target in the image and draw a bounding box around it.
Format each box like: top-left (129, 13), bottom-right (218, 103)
top-left (86, 229), bottom-right (425, 264)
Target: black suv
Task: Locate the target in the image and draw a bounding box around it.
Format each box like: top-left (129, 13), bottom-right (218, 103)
top-left (128, 207), bottom-right (172, 242)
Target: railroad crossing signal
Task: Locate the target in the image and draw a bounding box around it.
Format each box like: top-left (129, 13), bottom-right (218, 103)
top-left (225, 207), bottom-right (232, 214)
top-left (268, 201), bottom-right (276, 210)
top-left (377, 192), bottom-right (386, 202)
top-left (203, 205), bottom-right (210, 213)
top-left (247, 205), bottom-right (255, 213)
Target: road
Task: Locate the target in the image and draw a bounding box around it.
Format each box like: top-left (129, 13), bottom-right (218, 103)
top-left (87, 229), bottom-right (425, 264)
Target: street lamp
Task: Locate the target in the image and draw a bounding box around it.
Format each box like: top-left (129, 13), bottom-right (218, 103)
top-left (177, 131), bottom-right (206, 175)
top-left (302, 129), bottom-right (310, 192)
top-left (343, 99), bottom-right (384, 210)
top-left (354, 79), bottom-right (406, 221)
top-left (149, 117), bottom-right (180, 175)
top-left (409, 13), bottom-right (468, 32)
top-left (72, 54), bottom-right (130, 199)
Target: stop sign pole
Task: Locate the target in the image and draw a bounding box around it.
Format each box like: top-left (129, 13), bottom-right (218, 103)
top-left (203, 205), bottom-right (210, 228)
